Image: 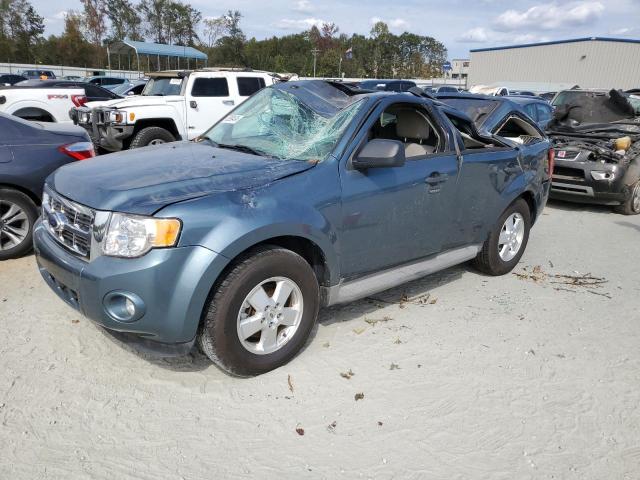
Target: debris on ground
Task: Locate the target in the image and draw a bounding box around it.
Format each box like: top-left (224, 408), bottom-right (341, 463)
top-left (287, 374), bottom-right (294, 393)
top-left (352, 327), bottom-right (366, 335)
top-left (377, 421), bottom-right (383, 426)
top-left (322, 342), bottom-right (330, 348)
top-left (295, 425), bottom-right (305, 436)
top-left (327, 421), bottom-right (337, 433)
top-left (340, 369), bottom-right (355, 380)
top-left (514, 266), bottom-right (611, 298)
top-left (389, 363), bottom-right (400, 370)
top-left (393, 337), bottom-right (403, 345)
top-left (354, 392), bottom-right (365, 401)
top-left (366, 292), bottom-right (438, 308)
top-left (71, 319), bottom-right (80, 324)
top-left (364, 316), bottom-right (393, 326)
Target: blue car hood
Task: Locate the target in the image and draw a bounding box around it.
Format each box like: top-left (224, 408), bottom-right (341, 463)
top-left (48, 141), bottom-right (315, 215)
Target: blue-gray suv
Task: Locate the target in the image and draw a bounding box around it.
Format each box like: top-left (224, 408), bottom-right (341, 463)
top-left (34, 81), bottom-right (552, 375)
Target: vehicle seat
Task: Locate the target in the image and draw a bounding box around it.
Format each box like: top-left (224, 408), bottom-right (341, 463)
top-left (395, 109), bottom-right (435, 158)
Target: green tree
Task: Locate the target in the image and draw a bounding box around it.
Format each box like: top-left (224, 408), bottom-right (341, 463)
top-left (105, 0), bottom-right (143, 41)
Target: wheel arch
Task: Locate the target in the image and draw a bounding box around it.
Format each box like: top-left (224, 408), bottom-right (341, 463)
top-left (12, 107), bottom-right (55, 122)
top-left (131, 118), bottom-right (181, 140)
top-left (0, 182), bottom-right (41, 206)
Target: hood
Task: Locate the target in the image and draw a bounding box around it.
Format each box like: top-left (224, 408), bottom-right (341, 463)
top-left (48, 141), bottom-right (316, 215)
top-left (85, 95), bottom-right (170, 110)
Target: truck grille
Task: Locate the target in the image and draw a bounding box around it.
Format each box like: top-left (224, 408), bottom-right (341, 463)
top-left (42, 189), bottom-right (94, 259)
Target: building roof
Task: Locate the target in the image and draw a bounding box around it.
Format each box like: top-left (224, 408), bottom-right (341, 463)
top-left (108, 40), bottom-right (208, 60)
top-left (470, 36), bottom-right (640, 53)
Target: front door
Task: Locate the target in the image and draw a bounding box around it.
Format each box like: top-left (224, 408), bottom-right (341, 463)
top-left (185, 73), bottom-right (238, 139)
top-left (338, 99), bottom-right (460, 280)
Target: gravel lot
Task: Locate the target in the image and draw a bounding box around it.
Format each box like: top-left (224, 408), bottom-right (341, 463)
top-left (1, 200), bottom-right (639, 480)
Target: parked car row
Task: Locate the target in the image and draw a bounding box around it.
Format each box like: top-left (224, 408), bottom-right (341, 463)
top-left (2, 73), bottom-right (637, 376)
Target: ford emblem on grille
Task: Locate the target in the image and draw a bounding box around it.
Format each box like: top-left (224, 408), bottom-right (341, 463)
top-left (48, 211), bottom-right (67, 233)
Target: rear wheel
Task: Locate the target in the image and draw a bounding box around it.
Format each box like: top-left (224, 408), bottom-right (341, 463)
top-left (129, 126), bottom-right (176, 149)
top-left (615, 180), bottom-right (640, 215)
top-left (0, 189), bottom-right (38, 260)
top-left (473, 198), bottom-right (531, 276)
top-left (198, 246), bottom-right (320, 376)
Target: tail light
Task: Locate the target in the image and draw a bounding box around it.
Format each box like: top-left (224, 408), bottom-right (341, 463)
top-left (71, 94), bottom-right (87, 107)
top-left (547, 148), bottom-right (555, 179)
top-left (58, 141), bottom-right (95, 160)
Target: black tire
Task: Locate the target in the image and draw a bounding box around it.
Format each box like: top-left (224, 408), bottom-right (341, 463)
top-left (0, 188), bottom-right (39, 261)
top-left (614, 180), bottom-right (640, 215)
top-left (473, 198), bottom-right (531, 276)
top-left (198, 245), bottom-right (320, 376)
top-left (129, 126), bottom-right (176, 149)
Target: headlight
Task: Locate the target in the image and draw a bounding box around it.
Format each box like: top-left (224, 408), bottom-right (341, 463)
top-left (109, 110), bottom-right (127, 124)
top-left (103, 213), bottom-right (181, 258)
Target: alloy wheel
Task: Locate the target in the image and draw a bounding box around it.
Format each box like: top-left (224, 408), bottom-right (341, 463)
top-left (236, 277), bottom-right (304, 355)
top-left (0, 200), bottom-right (29, 251)
top-left (498, 212), bottom-right (525, 262)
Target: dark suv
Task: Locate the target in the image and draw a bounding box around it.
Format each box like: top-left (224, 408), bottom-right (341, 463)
top-left (34, 81), bottom-right (551, 375)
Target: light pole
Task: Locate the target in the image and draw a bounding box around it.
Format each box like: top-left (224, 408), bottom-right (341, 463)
top-left (311, 48), bottom-right (320, 77)
top-left (338, 56), bottom-right (342, 79)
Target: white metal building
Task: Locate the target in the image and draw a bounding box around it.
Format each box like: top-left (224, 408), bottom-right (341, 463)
top-left (468, 37), bottom-right (640, 90)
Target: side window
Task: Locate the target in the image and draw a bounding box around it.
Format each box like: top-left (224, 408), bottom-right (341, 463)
top-left (368, 104), bottom-right (441, 160)
top-left (191, 77), bottom-right (229, 97)
top-left (237, 77), bottom-right (265, 97)
top-left (536, 104), bottom-right (552, 122)
top-left (131, 84), bottom-right (145, 94)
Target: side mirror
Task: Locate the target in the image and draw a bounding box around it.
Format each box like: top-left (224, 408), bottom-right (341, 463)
top-left (352, 139), bottom-right (406, 170)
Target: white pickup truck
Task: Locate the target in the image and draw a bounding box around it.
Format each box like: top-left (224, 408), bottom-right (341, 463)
top-left (0, 85), bottom-right (86, 123)
top-left (72, 69), bottom-right (278, 151)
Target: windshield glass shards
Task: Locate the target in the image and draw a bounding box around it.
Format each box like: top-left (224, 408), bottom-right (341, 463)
top-left (202, 86), bottom-right (366, 162)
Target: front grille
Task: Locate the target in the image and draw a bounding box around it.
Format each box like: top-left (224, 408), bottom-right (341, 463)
top-left (43, 189), bottom-right (95, 259)
top-left (553, 166), bottom-right (585, 182)
top-left (555, 149), bottom-right (580, 160)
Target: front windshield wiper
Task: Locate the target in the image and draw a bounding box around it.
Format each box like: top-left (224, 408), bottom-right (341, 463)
top-left (216, 142), bottom-right (279, 158)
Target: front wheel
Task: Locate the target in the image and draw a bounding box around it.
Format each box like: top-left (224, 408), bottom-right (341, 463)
top-left (129, 126), bottom-right (176, 149)
top-left (615, 180), bottom-right (640, 215)
top-left (0, 189), bottom-right (39, 261)
top-left (198, 246), bottom-right (320, 376)
top-left (473, 198), bottom-right (531, 276)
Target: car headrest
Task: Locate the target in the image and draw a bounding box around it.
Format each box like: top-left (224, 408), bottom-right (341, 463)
top-left (395, 109), bottom-right (430, 140)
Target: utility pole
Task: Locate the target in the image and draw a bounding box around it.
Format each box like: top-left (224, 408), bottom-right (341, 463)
top-left (311, 48), bottom-right (320, 77)
top-left (338, 56), bottom-right (342, 79)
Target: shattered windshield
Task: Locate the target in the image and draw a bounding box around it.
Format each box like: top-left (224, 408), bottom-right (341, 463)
top-left (142, 77), bottom-right (183, 96)
top-left (202, 87), bottom-right (365, 161)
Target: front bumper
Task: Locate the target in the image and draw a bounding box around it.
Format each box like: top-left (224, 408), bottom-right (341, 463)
top-left (550, 159), bottom-right (628, 205)
top-left (73, 107), bottom-right (134, 152)
top-left (34, 220), bottom-right (228, 348)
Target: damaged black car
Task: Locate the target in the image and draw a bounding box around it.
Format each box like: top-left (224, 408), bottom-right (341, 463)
top-left (547, 89), bottom-right (640, 214)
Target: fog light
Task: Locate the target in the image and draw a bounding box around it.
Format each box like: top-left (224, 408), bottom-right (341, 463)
top-left (591, 171), bottom-right (615, 181)
top-left (125, 298), bottom-right (136, 317)
top-left (103, 291), bottom-right (146, 323)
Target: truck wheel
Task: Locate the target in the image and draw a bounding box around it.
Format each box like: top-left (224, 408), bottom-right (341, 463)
top-left (615, 180), bottom-right (640, 215)
top-left (129, 126), bottom-right (176, 148)
top-left (473, 198), bottom-right (531, 276)
top-left (0, 189), bottom-right (38, 261)
top-left (198, 245), bottom-right (320, 376)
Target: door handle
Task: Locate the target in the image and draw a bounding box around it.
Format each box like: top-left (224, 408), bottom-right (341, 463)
top-left (223, 100), bottom-right (235, 106)
top-left (189, 100), bottom-right (197, 109)
top-left (425, 173), bottom-right (449, 185)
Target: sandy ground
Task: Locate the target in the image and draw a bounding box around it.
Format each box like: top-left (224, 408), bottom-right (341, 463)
top-left (1, 200), bottom-right (639, 480)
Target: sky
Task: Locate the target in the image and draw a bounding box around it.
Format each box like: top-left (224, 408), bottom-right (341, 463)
top-left (36, 0), bottom-right (640, 59)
